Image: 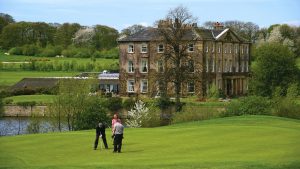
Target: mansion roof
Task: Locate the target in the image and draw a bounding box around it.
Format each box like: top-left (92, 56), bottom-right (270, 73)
top-left (118, 27), bottom-right (249, 43)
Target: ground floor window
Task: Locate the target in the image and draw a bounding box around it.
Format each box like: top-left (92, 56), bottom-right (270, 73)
top-left (141, 79), bottom-right (148, 93)
top-left (187, 82), bottom-right (195, 93)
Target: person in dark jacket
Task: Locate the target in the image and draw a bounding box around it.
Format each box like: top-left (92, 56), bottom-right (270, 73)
top-left (94, 122), bottom-right (108, 150)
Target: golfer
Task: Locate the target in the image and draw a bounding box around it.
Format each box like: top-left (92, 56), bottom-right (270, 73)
top-left (94, 122), bottom-right (108, 150)
top-left (112, 119), bottom-right (124, 153)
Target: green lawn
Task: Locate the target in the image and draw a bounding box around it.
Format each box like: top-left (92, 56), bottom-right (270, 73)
top-left (0, 53), bottom-right (118, 64)
top-left (0, 71), bottom-right (79, 86)
top-left (0, 115), bottom-right (299, 169)
top-left (4, 95), bottom-right (55, 104)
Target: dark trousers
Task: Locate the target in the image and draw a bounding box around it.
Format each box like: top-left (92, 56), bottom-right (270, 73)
top-left (94, 133), bottom-right (108, 149)
top-left (113, 134), bottom-right (123, 152)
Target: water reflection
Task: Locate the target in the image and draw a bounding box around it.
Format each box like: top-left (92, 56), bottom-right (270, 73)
top-left (0, 117), bottom-right (68, 136)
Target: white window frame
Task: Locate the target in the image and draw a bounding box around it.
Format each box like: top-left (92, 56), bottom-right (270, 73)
top-left (241, 46), bottom-right (244, 54)
top-left (218, 45), bottom-right (221, 53)
top-left (224, 45), bottom-right (227, 54)
top-left (157, 60), bottom-right (164, 72)
top-left (140, 59), bottom-right (148, 73)
top-left (128, 44), bottom-right (134, 53)
top-left (246, 61), bottom-right (249, 72)
top-left (140, 79), bottom-right (148, 93)
top-left (188, 44), bottom-right (194, 52)
top-left (205, 45), bottom-right (209, 53)
top-left (229, 45), bottom-right (232, 53)
top-left (141, 43), bottom-right (148, 53)
top-left (157, 44), bottom-right (164, 53)
top-left (128, 60), bottom-right (134, 73)
top-left (235, 44), bottom-right (238, 54)
top-left (127, 79), bottom-right (135, 93)
top-left (212, 44), bottom-right (215, 53)
top-left (246, 45), bottom-right (249, 54)
top-left (187, 82), bottom-right (195, 93)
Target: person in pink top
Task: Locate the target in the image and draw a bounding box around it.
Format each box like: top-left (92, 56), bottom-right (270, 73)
top-left (111, 114), bottom-right (121, 132)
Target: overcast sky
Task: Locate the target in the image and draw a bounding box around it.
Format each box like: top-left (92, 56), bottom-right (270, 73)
top-left (0, 0), bottom-right (299, 31)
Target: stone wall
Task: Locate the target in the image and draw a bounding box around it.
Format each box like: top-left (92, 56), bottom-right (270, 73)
top-left (4, 105), bottom-right (47, 117)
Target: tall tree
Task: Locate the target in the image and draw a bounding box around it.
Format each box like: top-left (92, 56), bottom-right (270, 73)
top-left (54, 23), bottom-right (81, 48)
top-left (93, 25), bottom-right (119, 50)
top-left (121, 24), bottom-right (146, 36)
top-left (249, 43), bottom-right (299, 97)
top-left (157, 5), bottom-right (198, 111)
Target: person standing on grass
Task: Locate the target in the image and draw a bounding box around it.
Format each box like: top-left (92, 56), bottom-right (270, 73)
top-left (111, 113), bottom-right (121, 132)
top-left (113, 119), bottom-right (124, 153)
top-left (94, 122), bottom-right (108, 150)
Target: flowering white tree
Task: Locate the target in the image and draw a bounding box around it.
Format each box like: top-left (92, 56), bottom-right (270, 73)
top-left (72, 27), bottom-right (95, 46)
top-left (126, 100), bottom-right (149, 128)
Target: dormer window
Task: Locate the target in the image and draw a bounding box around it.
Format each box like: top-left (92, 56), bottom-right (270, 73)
top-left (158, 44), bottom-right (164, 53)
top-left (141, 44), bottom-right (147, 53)
top-left (128, 44), bottom-right (134, 53)
top-left (188, 44), bottom-right (194, 52)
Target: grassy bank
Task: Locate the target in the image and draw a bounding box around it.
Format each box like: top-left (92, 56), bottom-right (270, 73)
top-left (0, 115), bottom-right (299, 169)
top-left (4, 95), bottom-right (55, 104)
top-left (0, 71), bottom-right (79, 86)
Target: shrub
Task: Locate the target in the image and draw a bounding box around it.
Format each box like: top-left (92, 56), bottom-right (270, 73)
top-left (4, 99), bottom-right (13, 105)
top-left (123, 97), bottom-right (135, 110)
top-left (222, 96), bottom-right (271, 117)
top-left (74, 97), bottom-right (109, 130)
top-left (93, 51), bottom-right (101, 58)
top-left (74, 48), bottom-right (92, 58)
top-left (273, 98), bottom-right (300, 119)
top-left (16, 101), bottom-right (36, 108)
top-left (39, 46), bottom-right (57, 57)
top-left (22, 44), bottom-right (40, 56)
top-left (0, 96), bottom-right (4, 117)
top-left (286, 83), bottom-right (299, 98)
top-left (61, 46), bottom-right (78, 57)
top-left (172, 105), bottom-right (221, 124)
top-left (207, 84), bottom-right (220, 101)
top-left (8, 47), bottom-right (23, 55)
top-left (26, 113), bottom-right (41, 134)
top-left (126, 100), bottom-right (149, 128)
top-left (156, 97), bottom-right (174, 110)
top-left (104, 97), bottom-right (123, 112)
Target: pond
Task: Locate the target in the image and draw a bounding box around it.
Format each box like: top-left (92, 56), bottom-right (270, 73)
top-left (0, 117), bottom-right (69, 136)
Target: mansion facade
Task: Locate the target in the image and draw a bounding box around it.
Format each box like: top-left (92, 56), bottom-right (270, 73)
top-left (117, 23), bottom-right (250, 98)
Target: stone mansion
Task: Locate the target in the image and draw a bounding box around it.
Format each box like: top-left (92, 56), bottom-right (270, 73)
top-left (117, 22), bottom-right (250, 98)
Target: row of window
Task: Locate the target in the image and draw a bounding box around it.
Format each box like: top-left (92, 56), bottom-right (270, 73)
top-left (205, 44), bottom-right (249, 54)
top-left (127, 80), bottom-right (195, 93)
top-left (206, 59), bottom-right (249, 73)
top-left (127, 43), bottom-right (249, 54)
top-left (127, 59), bottom-right (248, 73)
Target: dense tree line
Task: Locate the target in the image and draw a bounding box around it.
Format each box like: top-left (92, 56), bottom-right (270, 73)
top-left (0, 13), bottom-right (119, 58)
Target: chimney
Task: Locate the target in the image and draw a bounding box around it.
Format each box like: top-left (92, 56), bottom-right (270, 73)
top-left (213, 22), bottom-right (224, 30)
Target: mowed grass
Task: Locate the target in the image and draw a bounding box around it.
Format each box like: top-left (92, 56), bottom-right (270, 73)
top-left (0, 53), bottom-right (118, 64)
top-left (0, 115), bottom-right (299, 169)
top-left (4, 95), bottom-right (55, 104)
top-left (0, 71), bottom-right (79, 86)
